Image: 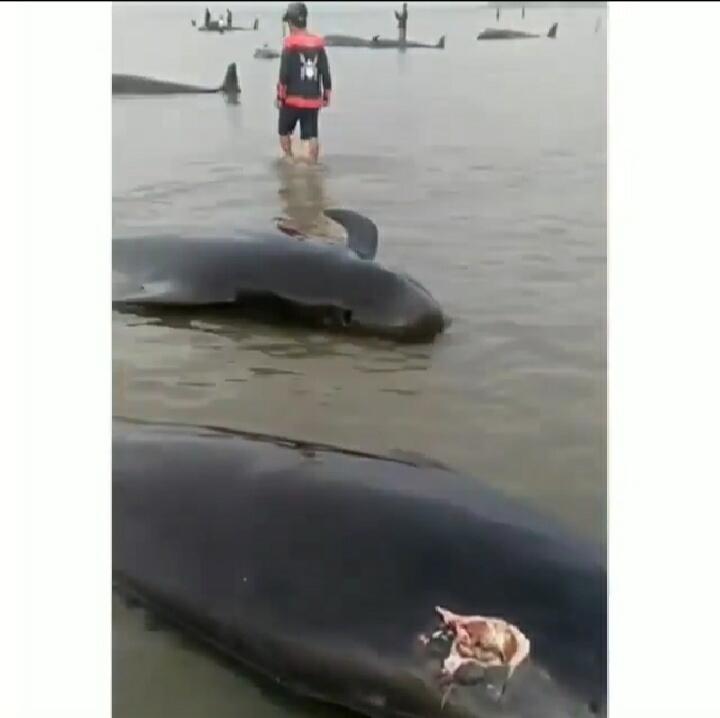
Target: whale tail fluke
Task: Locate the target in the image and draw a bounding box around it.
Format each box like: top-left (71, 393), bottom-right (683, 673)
top-left (324, 209), bottom-right (379, 261)
top-left (547, 22), bottom-right (558, 38)
top-left (437, 35), bottom-right (446, 49)
top-left (221, 63), bottom-right (240, 94)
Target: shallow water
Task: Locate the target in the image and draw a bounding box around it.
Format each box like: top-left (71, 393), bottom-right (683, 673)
top-left (112, 3), bottom-right (606, 716)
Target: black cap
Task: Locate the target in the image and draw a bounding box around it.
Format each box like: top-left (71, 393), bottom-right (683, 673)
top-left (283, 2), bottom-right (308, 24)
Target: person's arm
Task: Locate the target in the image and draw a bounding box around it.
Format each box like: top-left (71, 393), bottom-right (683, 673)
top-left (276, 46), bottom-right (290, 107)
top-left (319, 47), bottom-right (332, 107)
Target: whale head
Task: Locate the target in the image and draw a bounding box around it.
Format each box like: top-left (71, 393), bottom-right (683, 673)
top-left (322, 259), bottom-right (448, 343)
top-left (318, 209), bottom-right (448, 342)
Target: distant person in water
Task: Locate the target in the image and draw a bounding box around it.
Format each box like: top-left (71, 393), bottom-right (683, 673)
top-left (218, 14), bottom-right (226, 30)
top-left (276, 3), bottom-right (332, 164)
top-left (496, 7), bottom-right (500, 22)
top-left (522, 6), bottom-right (525, 19)
top-left (204, 7), bottom-right (211, 27)
top-left (395, 3), bottom-right (408, 45)
top-left (227, 8), bottom-right (232, 28)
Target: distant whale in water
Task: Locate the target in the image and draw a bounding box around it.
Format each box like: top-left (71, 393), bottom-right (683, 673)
top-left (324, 34), bottom-right (445, 49)
top-left (112, 209), bottom-right (447, 343)
top-left (323, 34), bottom-right (374, 47)
top-left (370, 34), bottom-right (446, 49)
top-left (112, 63), bottom-right (239, 96)
top-left (113, 417), bottom-right (607, 718)
top-left (477, 22), bottom-right (558, 40)
top-left (254, 44), bottom-right (281, 60)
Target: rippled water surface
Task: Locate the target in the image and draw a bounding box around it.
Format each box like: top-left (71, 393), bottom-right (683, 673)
top-left (113, 4), bottom-right (606, 716)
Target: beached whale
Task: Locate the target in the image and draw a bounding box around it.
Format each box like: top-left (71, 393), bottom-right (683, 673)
top-left (254, 44), bottom-right (281, 59)
top-left (370, 35), bottom-right (446, 49)
top-left (112, 209), bottom-right (447, 344)
top-left (323, 34), bottom-right (374, 47)
top-left (113, 417), bottom-right (607, 718)
top-left (112, 63), bottom-right (239, 96)
top-left (324, 34), bottom-right (445, 49)
top-left (477, 22), bottom-right (558, 40)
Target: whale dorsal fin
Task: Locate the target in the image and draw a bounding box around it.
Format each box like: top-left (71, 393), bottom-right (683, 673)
top-left (221, 63), bottom-right (239, 93)
top-left (324, 209), bottom-right (379, 260)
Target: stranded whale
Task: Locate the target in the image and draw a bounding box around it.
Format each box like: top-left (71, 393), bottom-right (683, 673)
top-left (477, 23), bottom-right (558, 40)
top-left (254, 44), bottom-right (281, 59)
top-left (324, 34), bottom-right (445, 49)
top-left (113, 418), bottom-right (607, 718)
top-left (112, 63), bottom-right (239, 96)
top-left (112, 209), bottom-right (447, 343)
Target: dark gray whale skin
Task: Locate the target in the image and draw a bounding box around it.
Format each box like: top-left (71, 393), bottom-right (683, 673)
top-left (324, 34), bottom-right (445, 49)
top-left (323, 34), bottom-right (374, 47)
top-left (477, 23), bottom-right (558, 40)
top-left (370, 35), bottom-right (446, 50)
top-left (113, 418), bottom-right (606, 718)
top-left (254, 45), bottom-right (281, 59)
top-left (112, 63), bottom-right (239, 96)
top-left (112, 210), bottom-right (446, 344)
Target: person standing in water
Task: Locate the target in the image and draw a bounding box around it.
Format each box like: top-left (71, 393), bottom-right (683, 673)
top-left (522, 6), bottom-right (525, 19)
top-left (496, 6), bottom-right (500, 22)
top-left (276, 3), bottom-right (332, 164)
top-left (227, 8), bottom-right (232, 28)
top-left (395, 3), bottom-right (408, 45)
top-left (204, 7), bottom-right (211, 27)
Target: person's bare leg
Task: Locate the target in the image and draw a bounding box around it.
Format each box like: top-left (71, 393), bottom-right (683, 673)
top-left (279, 134), bottom-right (293, 160)
top-left (308, 138), bottom-right (320, 164)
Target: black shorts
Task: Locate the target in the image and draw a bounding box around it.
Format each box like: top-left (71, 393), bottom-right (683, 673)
top-left (278, 106), bottom-right (319, 140)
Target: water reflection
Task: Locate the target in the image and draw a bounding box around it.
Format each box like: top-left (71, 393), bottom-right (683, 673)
top-left (274, 159), bottom-right (335, 237)
top-left (224, 89), bottom-right (240, 106)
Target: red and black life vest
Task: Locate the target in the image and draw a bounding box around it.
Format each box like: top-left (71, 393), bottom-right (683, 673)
top-left (277, 32), bottom-right (332, 109)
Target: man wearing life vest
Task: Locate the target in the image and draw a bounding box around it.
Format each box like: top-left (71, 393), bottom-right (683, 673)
top-left (276, 3), bottom-right (332, 164)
